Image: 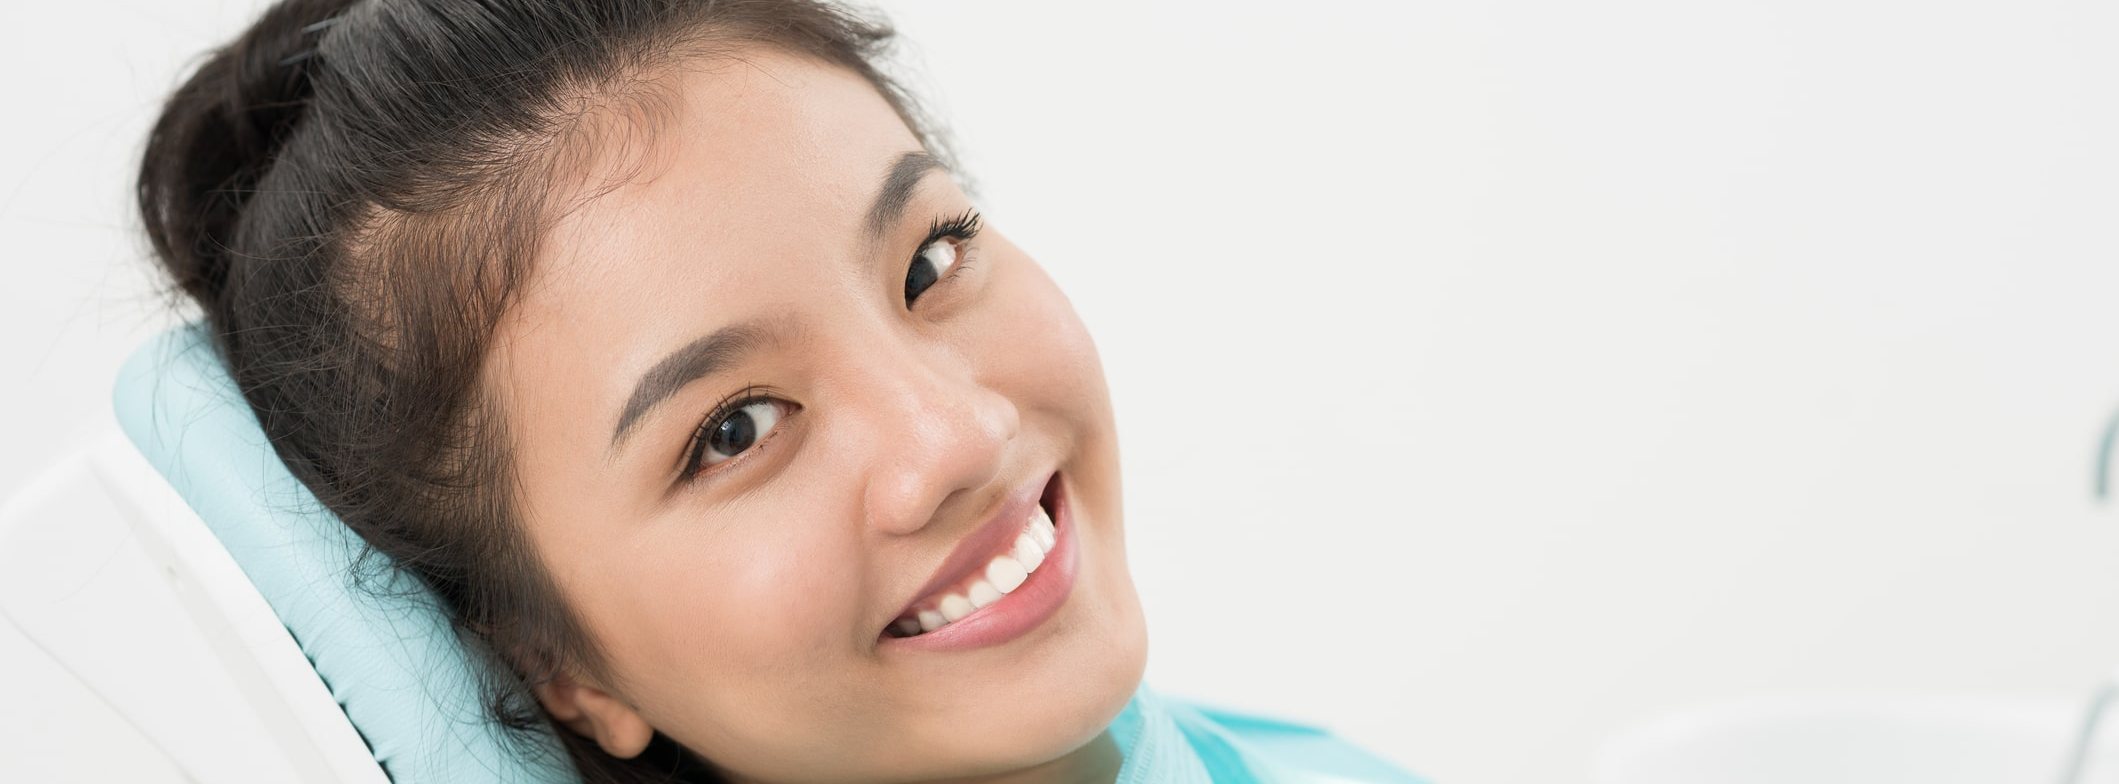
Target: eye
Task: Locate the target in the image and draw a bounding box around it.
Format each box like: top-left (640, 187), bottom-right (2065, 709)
top-left (903, 238), bottom-right (961, 305)
top-left (903, 209), bottom-right (982, 307)
top-left (684, 396), bottom-right (790, 479)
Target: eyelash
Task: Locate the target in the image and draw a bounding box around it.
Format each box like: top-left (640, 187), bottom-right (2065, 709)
top-left (677, 209), bottom-right (986, 485)
top-left (926, 208), bottom-right (983, 247)
top-left (917, 208), bottom-right (984, 296)
top-left (681, 385), bottom-right (783, 481)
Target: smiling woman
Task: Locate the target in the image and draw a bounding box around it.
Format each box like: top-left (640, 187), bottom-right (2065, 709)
top-left (488, 45), bottom-right (1147, 779)
top-left (134, 0), bottom-right (1423, 781)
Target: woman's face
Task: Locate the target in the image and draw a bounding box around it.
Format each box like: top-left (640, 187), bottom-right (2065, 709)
top-left (488, 47), bottom-right (1147, 782)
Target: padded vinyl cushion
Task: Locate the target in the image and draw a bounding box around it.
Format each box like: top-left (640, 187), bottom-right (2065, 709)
top-left (114, 326), bottom-right (578, 783)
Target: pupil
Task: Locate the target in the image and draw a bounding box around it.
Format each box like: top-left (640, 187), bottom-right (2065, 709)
top-left (711, 410), bottom-right (756, 455)
top-left (905, 258), bottom-right (938, 303)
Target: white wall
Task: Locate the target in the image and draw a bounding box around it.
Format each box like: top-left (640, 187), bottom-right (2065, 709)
top-left (5, 1), bottom-right (2119, 782)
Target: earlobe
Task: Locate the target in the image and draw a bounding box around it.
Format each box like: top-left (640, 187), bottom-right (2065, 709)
top-left (531, 672), bottom-right (656, 759)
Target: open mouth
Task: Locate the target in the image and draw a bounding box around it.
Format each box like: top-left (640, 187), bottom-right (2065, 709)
top-left (882, 471), bottom-right (1066, 640)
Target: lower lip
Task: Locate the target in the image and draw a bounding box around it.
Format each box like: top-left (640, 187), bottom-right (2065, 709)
top-left (879, 473), bottom-right (1080, 653)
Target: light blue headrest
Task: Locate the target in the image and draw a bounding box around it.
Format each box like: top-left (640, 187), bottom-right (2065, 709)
top-left (114, 325), bottom-right (579, 783)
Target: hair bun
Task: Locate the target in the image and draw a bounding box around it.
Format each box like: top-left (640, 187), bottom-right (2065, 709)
top-left (138, 0), bottom-right (358, 311)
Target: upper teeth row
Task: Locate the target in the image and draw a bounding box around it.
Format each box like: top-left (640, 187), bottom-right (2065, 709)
top-left (893, 503), bottom-right (1057, 637)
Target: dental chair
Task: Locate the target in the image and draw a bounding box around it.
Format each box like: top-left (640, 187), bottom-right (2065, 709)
top-left (0, 326), bottom-right (577, 782)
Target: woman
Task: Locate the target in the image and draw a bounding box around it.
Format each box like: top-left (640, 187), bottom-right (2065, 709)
top-left (138, 0), bottom-right (1425, 781)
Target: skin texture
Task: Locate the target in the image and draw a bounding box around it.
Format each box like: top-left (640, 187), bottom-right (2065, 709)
top-left (490, 46), bottom-right (1149, 783)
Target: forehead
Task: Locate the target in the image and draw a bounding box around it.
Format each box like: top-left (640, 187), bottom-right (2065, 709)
top-left (495, 45), bottom-right (924, 358)
top-left (484, 45), bottom-right (937, 476)
top-left (540, 46), bottom-right (920, 281)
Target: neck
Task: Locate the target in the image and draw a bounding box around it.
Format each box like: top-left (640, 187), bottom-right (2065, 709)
top-left (925, 730), bottom-right (1124, 784)
top-left (721, 729), bottom-right (1124, 784)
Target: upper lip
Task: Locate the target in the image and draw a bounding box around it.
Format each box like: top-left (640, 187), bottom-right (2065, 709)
top-left (891, 471), bottom-right (1054, 623)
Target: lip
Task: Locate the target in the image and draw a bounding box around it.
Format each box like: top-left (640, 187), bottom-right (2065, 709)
top-left (879, 470), bottom-right (1078, 652)
top-left (890, 471), bottom-right (1052, 620)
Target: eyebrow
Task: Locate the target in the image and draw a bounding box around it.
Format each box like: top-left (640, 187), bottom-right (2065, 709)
top-left (610, 151), bottom-right (945, 452)
top-left (610, 320), bottom-right (774, 450)
top-left (865, 150), bottom-right (944, 238)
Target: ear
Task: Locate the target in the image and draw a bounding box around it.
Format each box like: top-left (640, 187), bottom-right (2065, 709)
top-left (531, 671), bottom-right (656, 759)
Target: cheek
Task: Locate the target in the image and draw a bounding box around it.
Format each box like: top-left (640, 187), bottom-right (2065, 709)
top-left (582, 499), bottom-right (864, 693)
top-left (979, 251), bottom-right (1110, 413)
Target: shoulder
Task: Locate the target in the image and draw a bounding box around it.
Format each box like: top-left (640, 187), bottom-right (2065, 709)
top-left (1145, 686), bottom-right (1432, 784)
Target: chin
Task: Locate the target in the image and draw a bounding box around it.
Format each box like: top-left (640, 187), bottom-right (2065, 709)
top-left (933, 647), bottom-right (1147, 779)
top-left (1019, 547), bottom-right (1149, 758)
top-left (950, 548), bottom-right (1149, 775)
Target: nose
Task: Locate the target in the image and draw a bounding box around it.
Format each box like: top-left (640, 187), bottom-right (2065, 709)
top-left (855, 342), bottom-right (1022, 538)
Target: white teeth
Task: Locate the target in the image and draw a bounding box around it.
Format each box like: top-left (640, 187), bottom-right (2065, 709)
top-left (986, 556), bottom-right (1029, 593)
top-left (967, 579), bottom-right (1003, 608)
top-left (1013, 533), bottom-right (1045, 572)
top-left (938, 593), bottom-right (974, 622)
top-left (890, 502), bottom-right (1062, 639)
top-left (1029, 506), bottom-right (1056, 550)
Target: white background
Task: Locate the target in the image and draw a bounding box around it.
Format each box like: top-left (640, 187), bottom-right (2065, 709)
top-left (5, 1), bottom-right (2119, 782)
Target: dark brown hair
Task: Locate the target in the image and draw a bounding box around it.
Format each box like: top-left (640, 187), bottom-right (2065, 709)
top-left (137, 1), bottom-right (943, 780)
